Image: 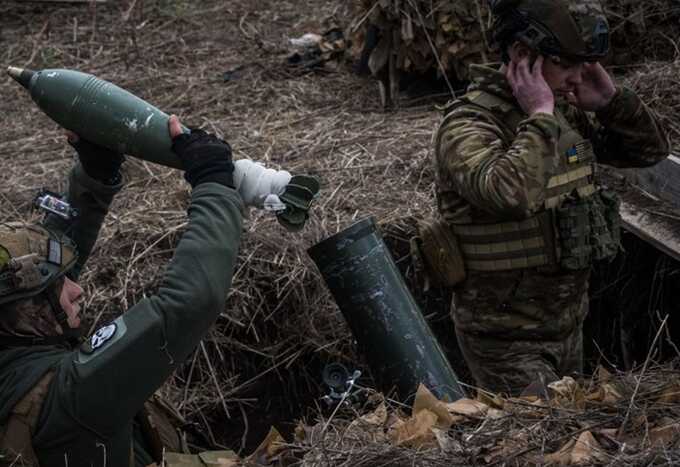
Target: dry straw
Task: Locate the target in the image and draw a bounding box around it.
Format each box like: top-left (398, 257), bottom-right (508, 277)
top-left (1, 0), bottom-right (679, 458)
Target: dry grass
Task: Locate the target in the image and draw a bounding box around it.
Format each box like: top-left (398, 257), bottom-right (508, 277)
top-left (295, 363), bottom-right (680, 466)
top-left (1, 0), bottom-right (679, 460)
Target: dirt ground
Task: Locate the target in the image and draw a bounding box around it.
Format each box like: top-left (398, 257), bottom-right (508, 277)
top-left (2, 0), bottom-right (680, 462)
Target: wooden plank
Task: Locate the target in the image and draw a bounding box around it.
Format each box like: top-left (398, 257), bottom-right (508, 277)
top-left (620, 152), bottom-right (680, 209)
top-left (619, 200), bottom-right (680, 263)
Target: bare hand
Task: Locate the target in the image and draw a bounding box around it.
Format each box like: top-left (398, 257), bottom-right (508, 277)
top-left (506, 55), bottom-right (555, 116)
top-left (65, 130), bottom-right (79, 143)
top-left (168, 114), bottom-right (184, 140)
top-left (565, 62), bottom-right (617, 111)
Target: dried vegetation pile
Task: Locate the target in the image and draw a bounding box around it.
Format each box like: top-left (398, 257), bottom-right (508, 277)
top-left (349, 0), bottom-right (680, 105)
top-left (290, 365), bottom-right (680, 466)
top-left (1, 0), bottom-right (679, 463)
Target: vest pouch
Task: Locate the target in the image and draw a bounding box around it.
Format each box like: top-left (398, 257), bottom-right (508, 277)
top-left (556, 196), bottom-right (593, 271)
top-left (411, 218), bottom-right (466, 287)
top-left (590, 189), bottom-right (622, 262)
top-left (0, 372), bottom-right (54, 467)
top-left (138, 394), bottom-right (189, 464)
top-left (163, 450), bottom-right (238, 466)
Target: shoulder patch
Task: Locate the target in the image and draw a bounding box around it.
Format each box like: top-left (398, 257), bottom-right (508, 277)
top-left (82, 323), bottom-right (117, 354)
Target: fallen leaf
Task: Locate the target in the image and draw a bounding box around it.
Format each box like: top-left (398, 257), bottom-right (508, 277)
top-left (545, 431), bottom-right (607, 465)
top-left (570, 431), bottom-right (607, 464)
top-left (432, 427), bottom-right (463, 454)
top-left (389, 408), bottom-right (438, 448)
top-left (413, 384), bottom-right (454, 429)
top-left (595, 365), bottom-right (612, 384)
top-left (649, 421), bottom-right (680, 447)
top-left (656, 381), bottom-right (680, 404)
top-left (199, 451), bottom-right (239, 467)
top-left (247, 426), bottom-right (286, 464)
top-left (548, 377), bottom-right (585, 410)
top-left (346, 402), bottom-right (389, 442)
top-left (585, 382), bottom-right (623, 405)
top-left (445, 398), bottom-right (489, 419)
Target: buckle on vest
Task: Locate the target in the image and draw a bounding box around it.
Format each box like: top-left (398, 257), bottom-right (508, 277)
top-left (9, 254), bottom-right (44, 290)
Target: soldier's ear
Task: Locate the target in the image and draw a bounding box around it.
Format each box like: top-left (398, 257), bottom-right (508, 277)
top-left (508, 41), bottom-right (531, 62)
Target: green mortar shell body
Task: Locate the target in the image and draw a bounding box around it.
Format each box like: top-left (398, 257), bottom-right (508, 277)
top-left (308, 217), bottom-right (465, 403)
top-left (25, 68), bottom-right (185, 169)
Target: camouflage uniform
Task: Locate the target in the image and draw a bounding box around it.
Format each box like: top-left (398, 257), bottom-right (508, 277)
top-left (434, 64), bottom-right (669, 395)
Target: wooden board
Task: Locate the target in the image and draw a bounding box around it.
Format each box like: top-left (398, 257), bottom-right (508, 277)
top-left (619, 200), bottom-right (680, 263)
top-left (620, 152), bottom-right (680, 209)
top-left (607, 153), bottom-right (680, 262)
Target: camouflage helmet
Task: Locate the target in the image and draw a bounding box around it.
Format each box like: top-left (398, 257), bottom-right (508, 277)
top-left (490, 0), bottom-right (610, 61)
top-left (0, 223), bottom-right (77, 306)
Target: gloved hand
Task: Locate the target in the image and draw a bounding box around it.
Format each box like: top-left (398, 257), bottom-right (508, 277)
top-left (171, 129), bottom-right (235, 189)
top-left (67, 132), bottom-right (125, 185)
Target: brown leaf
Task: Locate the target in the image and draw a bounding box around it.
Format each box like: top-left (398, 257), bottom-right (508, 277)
top-left (656, 381), bottom-right (680, 404)
top-left (649, 421), bottom-right (680, 447)
top-left (545, 431), bottom-right (607, 466)
top-left (548, 377), bottom-right (585, 410)
top-left (198, 451), bottom-right (239, 467)
top-left (389, 408), bottom-right (439, 448)
top-left (413, 384), bottom-right (454, 429)
top-left (247, 427), bottom-right (286, 464)
top-left (346, 402), bottom-right (389, 442)
top-left (594, 365), bottom-right (613, 384)
top-left (444, 398), bottom-right (489, 419)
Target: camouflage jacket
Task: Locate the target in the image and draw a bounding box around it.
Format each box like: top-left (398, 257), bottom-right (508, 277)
top-left (434, 64), bottom-right (668, 339)
top-left (434, 64), bottom-right (669, 225)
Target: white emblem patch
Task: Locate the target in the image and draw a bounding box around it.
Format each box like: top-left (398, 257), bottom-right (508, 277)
top-left (90, 324), bottom-right (117, 350)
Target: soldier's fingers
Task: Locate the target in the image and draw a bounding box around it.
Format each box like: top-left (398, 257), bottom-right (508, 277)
top-left (515, 56), bottom-right (532, 82)
top-left (65, 130), bottom-right (79, 143)
top-left (168, 115), bottom-right (183, 140)
top-left (508, 60), bottom-right (523, 89)
top-left (531, 55), bottom-right (545, 76)
top-left (505, 61), bottom-right (516, 85)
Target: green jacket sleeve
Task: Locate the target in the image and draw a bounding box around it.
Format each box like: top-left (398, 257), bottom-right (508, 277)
top-left (42, 163), bottom-right (122, 279)
top-left (435, 106), bottom-right (562, 219)
top-left (594, 87), bottom-right (670, 167)
top-left (49, 183), bottom-right (243, 438)
top-left (564, 87), bottom-right (670, 168)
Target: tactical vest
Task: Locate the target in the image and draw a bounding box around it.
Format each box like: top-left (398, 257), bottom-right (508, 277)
top-left (0, 380), bottom-right (231, 467)
top-left (441, 90), bottom-right (620, 273)
top-left (0, 372), bottom-right (54, 467)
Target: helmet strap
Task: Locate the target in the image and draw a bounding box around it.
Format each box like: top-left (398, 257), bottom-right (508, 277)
top-left (43, 287), bottom-right (83, 348)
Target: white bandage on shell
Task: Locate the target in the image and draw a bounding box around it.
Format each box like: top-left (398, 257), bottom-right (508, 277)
top-left (232, 159), bottom-right (292, 211)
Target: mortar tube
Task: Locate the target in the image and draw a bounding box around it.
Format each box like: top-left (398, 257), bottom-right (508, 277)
top-left (308, 217), bottom-right (465, 403)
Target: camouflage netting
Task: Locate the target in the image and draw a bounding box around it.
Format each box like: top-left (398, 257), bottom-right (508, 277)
top-left (349, 0), bottom-right (680, 101)
top-left (350, 0), bottom-right (493, 81)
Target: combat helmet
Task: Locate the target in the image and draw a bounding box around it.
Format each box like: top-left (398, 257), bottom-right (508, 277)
top-left (0, 222), bottom-right (77, 307)
top-left (489, 0), bottom-right (610, 62)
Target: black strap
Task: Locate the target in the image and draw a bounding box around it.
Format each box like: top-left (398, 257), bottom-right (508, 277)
top-left (44, 288), bottom-right (83, 348)
top-left (0, 334), bottom-right (72, 348)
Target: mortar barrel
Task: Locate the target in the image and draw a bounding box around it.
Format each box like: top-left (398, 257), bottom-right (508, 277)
top-left (308, 217), bottom-right (464, 402)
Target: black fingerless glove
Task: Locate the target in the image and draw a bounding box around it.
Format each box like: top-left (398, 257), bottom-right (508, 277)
top-left (171, 129), bottom-right (235, 188)
top-left (69, 138), bottom-right (125, 185)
